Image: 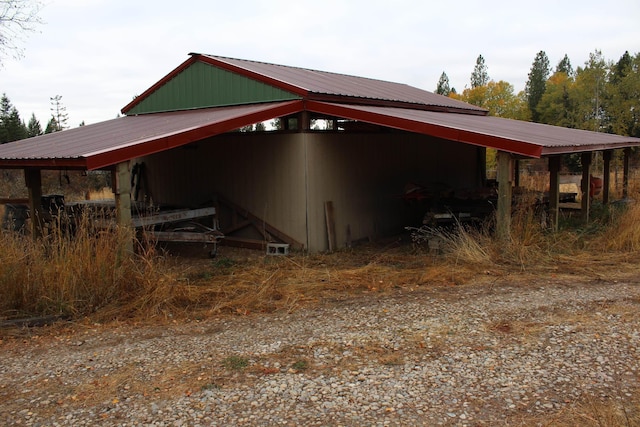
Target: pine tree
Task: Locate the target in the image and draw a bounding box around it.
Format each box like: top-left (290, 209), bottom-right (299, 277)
top-left (26, 112), bottom-right (42, 137)
top-left (555, 54), bottom-right (574, 77)
top-left (0, 93), bottom-right (27, 143)
top-left (470, 55), bottom-right (489, 88)
top-left (525, 51), bottom-right (551, 122)
top-left (49, 94), bottom-right (68, 132)
top-left (436, 71), bottom-right (451, 95)
top-left (44, 117), bottom-right (58, 134)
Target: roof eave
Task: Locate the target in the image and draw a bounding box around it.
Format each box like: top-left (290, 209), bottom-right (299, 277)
top-left (88, 100), bottom-right (305, 170)
top-left (306, 101), bottom-right (543, 158)
top-left (541, 142), bottom-right (640, 156)
top-left (0, 158), bottom-right (88, 170)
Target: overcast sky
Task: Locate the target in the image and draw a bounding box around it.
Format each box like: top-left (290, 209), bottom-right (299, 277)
top-left (2, 0), bottom-right (639, 127)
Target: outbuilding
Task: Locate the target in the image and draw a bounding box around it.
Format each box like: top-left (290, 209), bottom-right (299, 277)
top-left (1, 53), bottom-right (640, 252)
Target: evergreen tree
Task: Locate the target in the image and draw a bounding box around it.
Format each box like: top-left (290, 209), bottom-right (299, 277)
top-left (470, 54), bottom-right (489, 88)
top-left (606, 51), bottom-right (640, 137)
top-left (555, 54), bottom-right (574, 77)
top-left (26, 112), bottom-right (42, 137)
top-left (0, 93), bottom-right (27, 143)
top-left (436, 71), bottom-right (451, 95)
top-left (49, 94), bottom-right (68, 132)
top-left (525, 50), bottom-right (551, 122)
top-left (44, 117), bottom-right (58, 134)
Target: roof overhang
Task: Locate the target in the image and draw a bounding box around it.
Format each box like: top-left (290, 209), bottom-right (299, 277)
top-left (1, 100), bottom-right (640, 171)
top-left (307, 101), bottom-right (640, 158)
top-left (0, 101), bottom-right (304, 171)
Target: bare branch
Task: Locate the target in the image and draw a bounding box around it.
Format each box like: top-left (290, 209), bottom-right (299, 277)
top-left (0, 0), bottom-right (44, 63)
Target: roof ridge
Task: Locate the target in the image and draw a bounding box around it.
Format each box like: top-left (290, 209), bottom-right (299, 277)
top-left (193, 53), bottom-right (415, 88)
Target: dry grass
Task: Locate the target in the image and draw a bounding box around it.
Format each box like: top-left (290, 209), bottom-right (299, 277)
top-left (2, 186), bottom-right (640, 325)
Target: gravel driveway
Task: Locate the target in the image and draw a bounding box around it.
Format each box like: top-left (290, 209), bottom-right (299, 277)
top-left (1, 273), bottom-right (639, 426)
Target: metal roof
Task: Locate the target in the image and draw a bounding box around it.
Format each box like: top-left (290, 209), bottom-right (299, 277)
top-left (307, 102), bottom-right (640, 157)
top-left (122, 54), bottom-right (487, 115)
top-left (1, 53), bottom-right (640, 171)
top-left (0, 101), bottom-right (302, 170)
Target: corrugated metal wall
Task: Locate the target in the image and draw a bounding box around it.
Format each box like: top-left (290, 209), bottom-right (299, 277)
top-left (138, 132), bottom-right (308, 246)
top-left (304, 132), bottom-right (481, 251)
top-left (138, 131), bottom-right (481, 252)
top-left (127, 61), bottom-right (300, 115)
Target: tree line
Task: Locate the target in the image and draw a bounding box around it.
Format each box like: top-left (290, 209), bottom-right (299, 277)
top-left (0, 93), bottom-right (74, 143)
top-left (437, 49), bottom-right (639, 172)
top-left (437, 50), bottom-right (639, 139)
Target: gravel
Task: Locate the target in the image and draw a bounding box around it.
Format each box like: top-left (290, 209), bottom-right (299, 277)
top-left (1, 274), bottom-right (639, 426)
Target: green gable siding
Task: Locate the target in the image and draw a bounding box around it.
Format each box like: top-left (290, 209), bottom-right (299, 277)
top-left (126, 61), bottom-right (301, 115)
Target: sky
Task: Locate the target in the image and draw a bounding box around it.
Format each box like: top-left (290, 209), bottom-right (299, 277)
top-left (1, 0), bottom-right (639, 127)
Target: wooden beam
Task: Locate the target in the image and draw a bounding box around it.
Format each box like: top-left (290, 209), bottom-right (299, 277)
top-left (114, 161), bottom-right (133, 253)
top-left (602, 150), bottom-right (612, 204)
top-left (496, 151), bottom-right (513, 240)
top-left (548, 156), bottom-right (561, 231)
top-left (623, 147), bottom-right (631, 199)
top-left (324, 201), bottom-right (336, 252)
top-left (581, 152), bottom-right (592, 222)
top-left (24, 168), bottom-right (43, 239)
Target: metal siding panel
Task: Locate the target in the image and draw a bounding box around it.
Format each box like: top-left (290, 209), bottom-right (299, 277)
top-left (127, 62), bottom-right (300, 115)
top-left (138, 132), bottom-right (308, 247)
top-left (305, 132), bottom-right (481, 252)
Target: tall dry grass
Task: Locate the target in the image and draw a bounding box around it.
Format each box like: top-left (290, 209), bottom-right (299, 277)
top-left (0, 212), bottom-right (184, 321)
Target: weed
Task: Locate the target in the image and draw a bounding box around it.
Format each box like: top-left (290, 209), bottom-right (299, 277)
top-left (291, 359), bottom-right (308, 371)
top-left (221, 355), bottom-right (249, 371)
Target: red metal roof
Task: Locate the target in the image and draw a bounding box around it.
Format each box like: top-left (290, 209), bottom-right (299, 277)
top-left (122, 54), bottom-right (487, 116)
top-left (2, 54), bottom-right (640, 171)
top-left (0, 101), bottom-right (303, 170)
top-left (307, 102), bottom-right (640, 157)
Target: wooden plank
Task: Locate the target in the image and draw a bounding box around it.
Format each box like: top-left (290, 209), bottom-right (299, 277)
top-left (324, 201), bottom-right (336, 252)
top-left (132, 207), bottom-right (216, 228)
top-left (146, 230), bottom-right (220, 243)
top-left (0, 198), bottom-right (29, 205)
top-left (221, 236), bottom-right (267, 250)
top-left (216, 194), bottom-right (304, 250)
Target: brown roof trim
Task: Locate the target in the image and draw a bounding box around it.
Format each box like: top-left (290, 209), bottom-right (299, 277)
top-left (88, 100), bottom-right (304, 170)
top-left (121, 56), bottom-right (199, 115)
top-left (306, 101), bottom-right (543, 158)
top-left (541, 142), bottom-right (640, 156)
top-left (0, 158), bottom-right (88, 170)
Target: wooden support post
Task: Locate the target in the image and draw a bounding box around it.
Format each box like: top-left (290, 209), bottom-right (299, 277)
top-left (299, 111), bottom-right (311, 131)
top-left (114, 161), bottom-right (133, 253)
top-left (24, 168), bottom-right (43, 239)
top-left (514, 159), bottom-right (520, 188)
top-left (602, 150), bottom-right (612, 205)
top-left (324, 201), bottom-right (336, 253)
top-left (623, 147), bottom-right (631, 199)
top-left (581, 152), bottom-right (592, 222)
top-left (548, 156), bottom-right (561, 232)
top-left (496, 151), bottom-right (513, 240)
